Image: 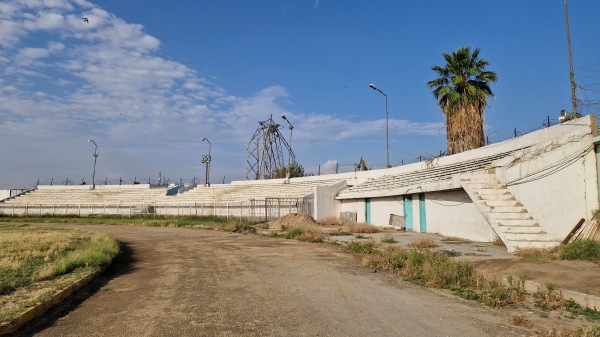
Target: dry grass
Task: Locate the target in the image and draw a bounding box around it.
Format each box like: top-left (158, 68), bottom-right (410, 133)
top-left (380, 234), bottom-right (397, 244)
top-left (0, 224), bottom-right (119, 323)
top-left (492, 236), bottom-right (505, 246)
top-left (344, 222), bottom-right (380, 234)
top-left (515, 247), bottom-right (558, 261)
top-left (319, 216), bottom-right (342, 226)
top-left (534, 283), bottom-right (565, 311)
top-left (509, 314), bottom-right (533, 328)
top-left (407, 238), bottom-right (439, 249)
top-left (441, 236), bottom-right (466, 242)
top-left (537, 327), bottom-right (600, 337)
top-left (283, 225), bottom-right (324, 242)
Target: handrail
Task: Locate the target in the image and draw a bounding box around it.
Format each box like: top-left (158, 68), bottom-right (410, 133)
top-left (0, 188), bottom-right (36, 203)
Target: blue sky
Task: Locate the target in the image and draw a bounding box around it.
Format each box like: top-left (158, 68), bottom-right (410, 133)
top-left (1, 0), bottom-right (599, 189)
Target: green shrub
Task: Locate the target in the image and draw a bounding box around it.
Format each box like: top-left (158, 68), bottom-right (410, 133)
top-left (346, 240), bottom-right (378, 254)
top-left (284, 226), bottom-right (304, 239)
top-left (560, 240), bottom-right (600, 261)
top-left (381, 234), bottom-right (397, 244)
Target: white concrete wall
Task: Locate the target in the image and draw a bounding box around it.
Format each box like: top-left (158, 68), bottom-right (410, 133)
top-left (339, 199), bottom-right (366, 222)
top-left (336, 189), bottom-right (497, 242)
top-left (313, 181), bottom-right (347, 221)
top-left (496, 130), bottom-right (599, 241)
top-left (370, 196), bottom-right (404, 227)
top-left (0, 190), bottom-right (10, 200)
top-left (424, 190), bottom-right (496, 241)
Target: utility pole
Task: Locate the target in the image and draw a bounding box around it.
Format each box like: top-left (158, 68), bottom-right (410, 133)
top-left (563, 0), bottom-right (578, 115)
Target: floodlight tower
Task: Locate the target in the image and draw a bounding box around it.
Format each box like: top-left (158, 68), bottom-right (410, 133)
top-left (88, 139), bottom-right (98, 189)
top-left (246, 115), bottom-right (295, 180)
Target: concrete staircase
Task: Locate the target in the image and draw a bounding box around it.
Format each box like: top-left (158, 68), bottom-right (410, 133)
top-left (460, 169), bottom-right (559, 252)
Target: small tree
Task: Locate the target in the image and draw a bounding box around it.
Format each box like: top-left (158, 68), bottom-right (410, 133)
top-left (269, 162), bottom-right (306, 179)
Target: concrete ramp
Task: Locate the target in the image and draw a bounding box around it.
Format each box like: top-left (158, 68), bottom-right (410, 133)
top-left (461, 169), bottom-right (559, 252)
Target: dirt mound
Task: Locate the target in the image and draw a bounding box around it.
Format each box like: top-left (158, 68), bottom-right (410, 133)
top-left (267, 213), bottom-right (320, 229)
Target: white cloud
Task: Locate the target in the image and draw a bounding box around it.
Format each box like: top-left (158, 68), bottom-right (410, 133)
top-left (0, 0), bottom-right (442, 188)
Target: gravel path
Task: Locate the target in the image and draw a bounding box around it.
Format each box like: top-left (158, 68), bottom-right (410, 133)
top-left (12, 225), bottom-right (532, 336)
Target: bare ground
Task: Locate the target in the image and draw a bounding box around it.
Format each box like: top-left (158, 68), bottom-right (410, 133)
top-left (7, 224), bottom-right (598, 336)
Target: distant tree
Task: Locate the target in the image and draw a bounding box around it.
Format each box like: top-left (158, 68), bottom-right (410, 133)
top-left (269, 162), bottom-right (306, 179)
top-left (427, 46), bottom-right (498, 155)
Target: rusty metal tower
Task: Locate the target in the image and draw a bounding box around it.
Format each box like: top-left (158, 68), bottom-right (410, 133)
top-left (246, 114), bottom-right (295, 180)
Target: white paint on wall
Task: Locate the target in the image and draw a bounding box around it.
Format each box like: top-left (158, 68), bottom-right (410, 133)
top-left (497, 131), bottom-right (599, 241)
top-left (370, 196), bottom-right (404, 227)
top-left (314, 181), bottom-right (347, 221)
top-left (424, 190), bottom-right (497, 241)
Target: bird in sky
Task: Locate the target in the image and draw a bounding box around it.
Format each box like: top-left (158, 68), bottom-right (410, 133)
top-left (82, 17), bottom-right (89, 23)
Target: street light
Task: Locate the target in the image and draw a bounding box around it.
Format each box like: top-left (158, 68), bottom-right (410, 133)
top-left (87, 139), bottom-right (98, 189)
top-left (281, 114), bottom-right (294, 182)
top-left (369, 83), bottom-right (391, 168)
top-left (201, 138), bottom-right (211, 187)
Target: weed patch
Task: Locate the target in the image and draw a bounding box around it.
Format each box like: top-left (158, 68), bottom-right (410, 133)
top-left (283, 225), bottom-right (323, 243)
top-left (319, 216), bottom-right (342, 226)
top-left (381, 234), bottom-right (397, 244)
top-left (344, 222), bottom-right (380, 234)
top-left (534, 283), bottom-right (564, 311)
top-left (347, 240), bottom-right (378, 254)
top-left (407, 238), bottom-right (438, 249)
top-left (515, 248), bottom-right (558, 261)
top-left (0, 224), bottom-right (119, 323)
top-left (509, 314), bottom-right (533, 328)
top-left (564, 299), bottom-right (600, 321)
top-left (560, 240), bottom-right (600, 262)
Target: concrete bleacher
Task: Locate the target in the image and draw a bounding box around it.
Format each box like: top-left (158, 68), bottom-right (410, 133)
top-left (2, 185), bottom-right (168, 205)
top-left (1, 177), bottom-right (349, 209)
top-left (336, 151), bottom-right (517, 200)
top-left (167, 178), bottom-right (345, 204)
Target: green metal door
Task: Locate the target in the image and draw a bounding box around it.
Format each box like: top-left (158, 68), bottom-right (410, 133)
top-left (365, 198), bottom-right (371, 224)
top-left (403, 195), bottom-right (413, 231)
top-left (419, 193), bottom-right (427, 232)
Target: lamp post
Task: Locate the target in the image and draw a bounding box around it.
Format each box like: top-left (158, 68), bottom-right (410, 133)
top-left (369, 83), bottom-right (390, 168)
top-left (201, 138), bottom-right (211, 187)
top-left (281, 114), bottom-right (294, 181)
top-left (87, 139), bottom-right (98, 189)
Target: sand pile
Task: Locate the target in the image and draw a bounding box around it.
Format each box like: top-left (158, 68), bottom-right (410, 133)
top-left (266, 213), bottom-right (320, 229)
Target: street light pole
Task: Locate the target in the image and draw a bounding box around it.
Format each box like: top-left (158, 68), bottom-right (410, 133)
top-left (369, 83), bottom-right (390, 168)
top-left (88, 139), bottom-right (98, 189)
top-left (201, 138), bottom-right (211, 187)
top-left (281, 114), bottom-right (294, 181)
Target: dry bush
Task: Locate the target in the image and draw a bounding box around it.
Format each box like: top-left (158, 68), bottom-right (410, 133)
top-left (441, 236), bottom-right (466, 242)
top-left (284, 225), bottom-right (324, 242)
top-left (492, 236), bottom-right (505, 246)
top-left (300, 225), bottom-right (324, 242)
top-left (534, 283), bottom-right (564, 311)
top-left (408, 238), bottom-right (439, 249)
top-left (319, 216), bottom-right (342, 226)
top-left (537, 327), bottom-right (600, 337)
top-left (509, 314), bottom-right (533, 328)
top-left (345, 222), bottom-right (380, 234)
top-left (515, 247), bottom-right (558, 261)
top-left (381, 234), bottom-right (397, 244)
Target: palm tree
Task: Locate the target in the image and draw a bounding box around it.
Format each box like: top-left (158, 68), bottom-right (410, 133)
top-left (427, 47), bottom-right (498, 155)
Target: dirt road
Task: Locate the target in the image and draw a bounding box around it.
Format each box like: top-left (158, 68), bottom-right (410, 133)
top-left (12, 225), bottom-right (537, 336)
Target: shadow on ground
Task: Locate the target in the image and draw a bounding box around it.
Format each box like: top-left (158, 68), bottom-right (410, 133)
top-left (8, 242), bottom-right (136, 337)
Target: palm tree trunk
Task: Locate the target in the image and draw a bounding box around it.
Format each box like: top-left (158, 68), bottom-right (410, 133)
top-left (445, 104), bottom-right (484, 155)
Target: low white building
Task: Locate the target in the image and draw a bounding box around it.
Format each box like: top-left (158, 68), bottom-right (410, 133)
top-left (329, 115), bottom-right (599, 251)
